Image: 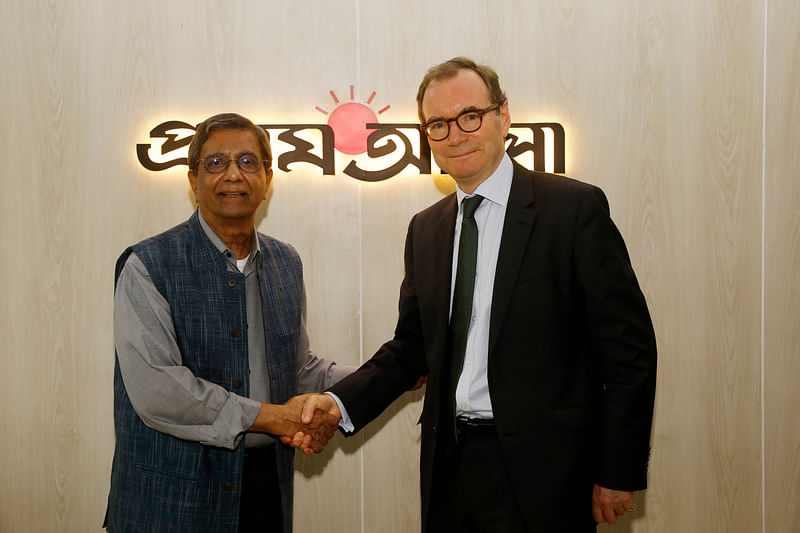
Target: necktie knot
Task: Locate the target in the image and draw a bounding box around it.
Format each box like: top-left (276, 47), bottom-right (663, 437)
top-left (461, 195), bottom-right (483, 219)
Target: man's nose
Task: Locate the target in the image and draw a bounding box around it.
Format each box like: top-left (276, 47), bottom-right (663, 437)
top-left (223, 161), bottom-right (243, 180)
top-left (446, 123), bottom-right (467, 144)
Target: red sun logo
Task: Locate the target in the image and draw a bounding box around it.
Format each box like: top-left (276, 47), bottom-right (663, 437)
top-left (315, 86), bottom-right (390, 155)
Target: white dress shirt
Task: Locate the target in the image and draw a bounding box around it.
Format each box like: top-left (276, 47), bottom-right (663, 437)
top-left (451, 153), bottom-right (513, 418)
top-left (332, 154), bottom-right (514, 429)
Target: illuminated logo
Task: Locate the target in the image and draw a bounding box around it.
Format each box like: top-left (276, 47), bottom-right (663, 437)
top-left (315, 86), bottom-right (390, 155)
top-left (137, 85), bottom-right (565, 182)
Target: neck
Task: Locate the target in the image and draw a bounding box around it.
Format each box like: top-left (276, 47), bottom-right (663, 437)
top-left (456, 177), bottom-right (484, 196)
top-left (200, 210), bottom-right (255, 259)
top-left (454, 155), bottom-right (504, 195)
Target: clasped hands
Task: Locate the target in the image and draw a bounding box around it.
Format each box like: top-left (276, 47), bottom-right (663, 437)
top-left (271, 378), bottom-right (427, 455)
top-left (272, 393), bottom-right (341, 455)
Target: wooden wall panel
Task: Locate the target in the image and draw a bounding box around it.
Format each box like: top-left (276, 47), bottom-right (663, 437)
top-left (765, 0), bottom-right (800, 530)
top-left (1, 1), bottom-right (798, 532)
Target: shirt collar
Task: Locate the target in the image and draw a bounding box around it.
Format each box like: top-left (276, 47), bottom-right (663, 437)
top-left (455, 153), bottom-right (513, 209)
top-left (197, 209), bottom-right (261, 259)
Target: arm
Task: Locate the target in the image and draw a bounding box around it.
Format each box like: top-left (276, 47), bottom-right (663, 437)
top-left (251, 393), bottom-right (339, 454)
top-left (324, 215), bottom-right (429, 432)
top-left (574, 186), bottom-right (657, 490)
top-left (115, 253), bottom-right (316, 449)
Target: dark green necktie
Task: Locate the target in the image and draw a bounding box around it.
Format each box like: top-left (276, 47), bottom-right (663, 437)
top-left (447, 194), bottom-right (484, 440)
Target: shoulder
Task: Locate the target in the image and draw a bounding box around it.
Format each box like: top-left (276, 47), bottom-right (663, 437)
top-left (257, 231), bottom-right (302, 270)
top-left (512, 164), bottom-right (609, 213)
top-left (516, 163), bottom-right (601, 195)
top-left (410, 192), bottom-right (457, 229)
top-left (257, 232), bottom-right (299, 258)
top-left (131, 217), bottom-right (194, 256)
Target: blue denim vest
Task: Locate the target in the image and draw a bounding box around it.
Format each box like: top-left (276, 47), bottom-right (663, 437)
top-left (105, 212), bottom-right (300, 533)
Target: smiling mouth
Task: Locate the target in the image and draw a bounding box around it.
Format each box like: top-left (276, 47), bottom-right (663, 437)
top-left (219, 192), bottom-right (247, 197)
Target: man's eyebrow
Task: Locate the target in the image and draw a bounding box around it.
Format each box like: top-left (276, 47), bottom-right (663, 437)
top-left (201, 151), bottom-right (258, 158)
top-left (426, 105), bottom-right (483, 122)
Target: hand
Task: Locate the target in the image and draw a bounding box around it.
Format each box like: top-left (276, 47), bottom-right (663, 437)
top-left (285, 394), bottom-right (341, 454)
top-left (300, 393), bottom-right (342, 426)
top-left (278, 394), bottom-right (342, 455)
top-left (592, 484), bottom-right (635, 524)
top-left (249, 394), bottom-right (339, 455)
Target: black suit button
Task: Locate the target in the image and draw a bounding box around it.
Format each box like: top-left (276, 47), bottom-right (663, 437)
top-left (233, 380), bottom-right (243, 389)
top-left (223, 482), bottom-right (235, 493)
top-left (228, 279), bottom-right (237, 287)
top-left (231, 328), bottom-right (240, 337)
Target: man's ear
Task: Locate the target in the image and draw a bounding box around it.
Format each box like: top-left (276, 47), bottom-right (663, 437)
top-left (264, 168), bottom-right (273, 199)
top-left (188, 169), bottom-right (198, 197)
top-left (499, 101), bottom-right (511, 138)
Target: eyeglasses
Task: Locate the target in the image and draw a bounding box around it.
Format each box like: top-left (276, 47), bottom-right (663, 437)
top-left (195, 154), bottom-right (270, 174)
top-left (421, 103), bottom-right (503, 141)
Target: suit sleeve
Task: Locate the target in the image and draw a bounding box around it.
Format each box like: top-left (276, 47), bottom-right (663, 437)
top-left (327, 215), bottom-right (429, 433)
top-left (574, 185), bottom-right (657, 490)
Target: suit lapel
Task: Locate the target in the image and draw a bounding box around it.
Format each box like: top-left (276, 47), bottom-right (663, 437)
top-left (489, 165), bottom-right (537, 356)
top-left (417, 194), bottom-right (458, 376)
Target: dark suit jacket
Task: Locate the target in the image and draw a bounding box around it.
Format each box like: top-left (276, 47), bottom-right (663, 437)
top-left (329, 162), bottom-right (657, 532)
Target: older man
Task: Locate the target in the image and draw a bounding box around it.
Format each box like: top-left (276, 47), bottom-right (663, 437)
top-left (105, 113), bottom-right (350, 533)
top-left (300, 57), bottom-right (657, 532)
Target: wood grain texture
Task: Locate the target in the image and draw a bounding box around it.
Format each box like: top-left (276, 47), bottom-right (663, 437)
top-left (1, 1), bottom-right (797, 532)
top-left (359, 175), bottom-right (447, 532)
top-left (764, 0), bottom-right (800, 530)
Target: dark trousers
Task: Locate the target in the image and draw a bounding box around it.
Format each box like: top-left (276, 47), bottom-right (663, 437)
top-left (428, 424), bottom-right (528, 532)
top-left (238, 444), bottom-right (283, 533)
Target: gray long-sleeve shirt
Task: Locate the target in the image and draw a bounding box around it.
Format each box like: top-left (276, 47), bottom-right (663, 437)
top-left (114, 213), bottom-right (353, 449)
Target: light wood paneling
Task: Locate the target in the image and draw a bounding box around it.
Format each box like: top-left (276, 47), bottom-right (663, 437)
top-left (1, 1), bottom-right (798, 532)
top-left (765, 0), bottom-right (800, 530)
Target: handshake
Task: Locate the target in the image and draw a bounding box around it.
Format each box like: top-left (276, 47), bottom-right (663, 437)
top-left (255, 377), bottom-right (426, 455)
top-left (254, 394), bottom-right (341, 455)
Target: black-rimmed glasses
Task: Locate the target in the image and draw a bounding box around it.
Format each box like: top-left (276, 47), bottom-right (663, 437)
top-left (421, 103), bottom-right (502, 141)
top-left (195, 154), bottom-right (270, 174)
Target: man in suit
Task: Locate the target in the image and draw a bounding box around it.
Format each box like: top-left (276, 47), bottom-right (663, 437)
top-left (296, 57), bottom-right (657, 532)
top-left (105, 113), bottom-right (347, 533)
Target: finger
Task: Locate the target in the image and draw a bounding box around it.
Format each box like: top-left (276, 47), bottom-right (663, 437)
top-left (301, 396), bottom-right (322, 424)
top-left (310, 433), bottom-right (329, 453)
top-left (622, 497), bottom-right (635, 513)
top-left (301, 432), bottom-right (316, 455)
top-left (289, 431), bottom-right (306, 448)
top-left (603, 504), bottom-right (618, 525)
top-left (592, 503), bottom-right (605, 524)
top-left (310, 440), bottom-right (328, 454)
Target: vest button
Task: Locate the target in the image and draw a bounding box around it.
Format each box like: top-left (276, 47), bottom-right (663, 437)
top-left (231, 328), bottom-right (240, 337)
top-left (228, 279), bottom-right (237, 287)
top-left (223, 482), bottom-right (235, 493)
top-left (233, 380), bottom-right (243, 389)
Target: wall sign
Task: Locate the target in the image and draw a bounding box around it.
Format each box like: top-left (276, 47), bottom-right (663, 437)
top-left (137, 89), bottom-right (564, 181)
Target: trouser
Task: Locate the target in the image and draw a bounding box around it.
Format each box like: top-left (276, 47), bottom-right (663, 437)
top-left (238, 444), bottom-right (282, 533)
top-left (428, 418), bottom-right (528, 533)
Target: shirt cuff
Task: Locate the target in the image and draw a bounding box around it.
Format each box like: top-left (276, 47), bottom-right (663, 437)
top-left (325, 392), bottom-right (354, 433)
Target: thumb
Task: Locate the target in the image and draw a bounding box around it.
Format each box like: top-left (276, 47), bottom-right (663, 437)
top-left (301, 395), bottom-right (320, 424)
